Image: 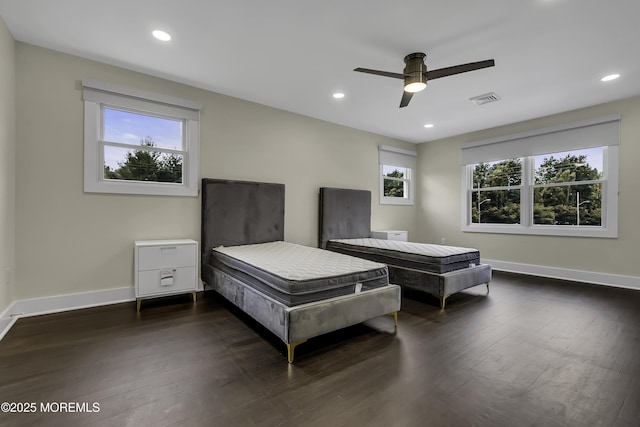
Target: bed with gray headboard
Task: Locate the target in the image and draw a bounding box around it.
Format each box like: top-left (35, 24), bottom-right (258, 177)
top-left (201, 179), bottom-right (401, 363)
top-left (319, 187), bottom-right (491, 309)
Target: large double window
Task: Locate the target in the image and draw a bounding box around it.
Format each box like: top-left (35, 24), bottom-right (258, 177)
top-left (462, 116), bottom-right (620, 238)
top-left (83, 80), bottom-right (201, 196)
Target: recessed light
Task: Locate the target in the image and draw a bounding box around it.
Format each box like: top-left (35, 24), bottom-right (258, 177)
top-left (424, 123), bottom-right (434, 128)
top-left (332, 92), bottom-right (345, 99)
top-left (601, 73), bottom-right (620, 82)
top-left (152, 30), bottom-right (172, 41)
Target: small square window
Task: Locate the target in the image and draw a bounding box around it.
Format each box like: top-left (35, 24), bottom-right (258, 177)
top-left (383, 165), bottom-right (409, 198)
top-left (83, 80), bottom-right (201, 196)
top-left (379, 145), bottom-right (416, 206)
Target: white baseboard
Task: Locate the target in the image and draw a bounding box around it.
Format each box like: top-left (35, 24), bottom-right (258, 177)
top-left (0, 280), bottom-right (204, 340)
top-left (0, 301), bottom-right (18, 341)
top-left (0, 287), bottom-right (135, 341)
top-left (485, 259), bottom-right (640, 291)
top-left (0, 280), bottom-right (205, 342)
top-left (12, 287), bottom-right (136, 318)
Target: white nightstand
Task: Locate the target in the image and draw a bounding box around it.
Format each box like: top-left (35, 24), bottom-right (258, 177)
top-left (371, 230), bottom-right (408, 242)
top-left (134, 239), bottom-right (198, 311)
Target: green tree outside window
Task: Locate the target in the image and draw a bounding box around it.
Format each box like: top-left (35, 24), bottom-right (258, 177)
top-left (104, 137), bottom-right (183, 183)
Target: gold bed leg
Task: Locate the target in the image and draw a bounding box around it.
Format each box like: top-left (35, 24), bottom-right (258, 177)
top-left (136, 298), bottom-right (142, 312)
top-left (388, 311), bottom-right (398, 327)
top-left (285, 339), bottom-right (307, 364)
top-left (192, 291), bottom-right (197, 303)
top-left (439, 295), bottom-right (448, 310)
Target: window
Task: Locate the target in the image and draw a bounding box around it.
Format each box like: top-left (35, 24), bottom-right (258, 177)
top-left (533, 147), bottom-right (604, 227)
top-left (379, 145), bottom-right (416, 205)
top-left (461, 116), bottom-right (620, 237)
top-left (83, 80), bottom-right (201, 196)
top-left (470, 158), bottom-right (522, 225)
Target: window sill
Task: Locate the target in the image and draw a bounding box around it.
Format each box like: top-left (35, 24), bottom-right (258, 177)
top-left (84, 179), bottom-right (197, 197)
top-left (462, 223), bottom-right (617, 238)
top-left (380, 197), bottom-right (413, 206)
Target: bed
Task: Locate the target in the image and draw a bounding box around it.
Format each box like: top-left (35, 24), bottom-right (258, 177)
top-left (318, 187), bottom-right (491, 309)
top-left (201, 179), bottom-right (401, 363)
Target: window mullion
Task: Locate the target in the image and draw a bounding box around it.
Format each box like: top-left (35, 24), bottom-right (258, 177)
top-left (520, 156), bottom-right (532, 227)
top-left (100, 140), bottom-right (185, 156)
top-left (533, 179), bottom-right (603, 189)
top-left (98, 140), bottom-right (106, 182)
top-left (384, 176), bottom-right (407, 183)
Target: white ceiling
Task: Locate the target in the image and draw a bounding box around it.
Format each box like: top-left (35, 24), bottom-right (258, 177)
top-left (1, 0), bottom-right (639, 143)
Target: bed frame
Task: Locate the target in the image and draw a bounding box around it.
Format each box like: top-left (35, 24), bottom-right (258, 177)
top-left (318, 187), bottom-right (491, 309)
top-left (201, 179), bottom-right (401, 363)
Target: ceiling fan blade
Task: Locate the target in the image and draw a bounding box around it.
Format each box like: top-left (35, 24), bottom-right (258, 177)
top-left (425, 59), bottom-right (495, 80)
top-left (354, 67), bottom-right (406, 79)
top-left (400, 91), bottom-right (414, 108)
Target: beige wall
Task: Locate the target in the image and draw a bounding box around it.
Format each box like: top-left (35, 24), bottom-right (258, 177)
top-left (416, 97), bottom-right (640, 278)
top-left (14, 43), bottom-right (416, 300)
top-left (14, 41), bottom-right (638, 303)
top-left (0, 17), bottom-right (15, 312)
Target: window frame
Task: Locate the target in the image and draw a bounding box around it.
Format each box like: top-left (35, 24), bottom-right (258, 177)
top-left (83, 79), bottom-right (201, 197)
top-left (379, 145), bottom-right (416, 206)
top-left (461, 116), bottom-right (619, 238)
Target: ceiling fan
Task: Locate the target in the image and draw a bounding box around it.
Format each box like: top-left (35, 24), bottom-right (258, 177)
top-left (354, 52), bottom-right (495, 108)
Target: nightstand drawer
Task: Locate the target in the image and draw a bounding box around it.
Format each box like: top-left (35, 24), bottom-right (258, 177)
top-left (138, 244), bottom-right (197, 271)
top-left (137, 266), bottom-right (197, 297)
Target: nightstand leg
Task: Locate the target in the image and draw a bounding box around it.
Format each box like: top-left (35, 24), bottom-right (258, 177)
top-left (191, 291), bottom-right (197, 303)
top-left (136, 298), bottom-right (142, 311)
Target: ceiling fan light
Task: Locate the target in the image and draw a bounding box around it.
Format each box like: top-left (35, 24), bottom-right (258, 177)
top-left (403, 53), bottom-right (427, 93)
top-left (404, 81), bottom-right (426, 93)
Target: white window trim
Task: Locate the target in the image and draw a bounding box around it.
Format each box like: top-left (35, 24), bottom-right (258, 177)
top-left (82, 79), bottom-right (201, 197)
top-left (379, 145), bottom-right (416, 206)
top-left (460, 116), bottom-right (620, 238)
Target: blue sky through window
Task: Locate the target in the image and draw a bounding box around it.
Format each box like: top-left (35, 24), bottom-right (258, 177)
top-left (382, 165), bottom-right (407, 177)
top-left (534, 147), bottom-right (603, 174)
top-left (103, 108), bottom-right (183, 169)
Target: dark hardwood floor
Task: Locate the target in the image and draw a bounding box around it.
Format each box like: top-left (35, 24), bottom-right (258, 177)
top-left (1, 271), bottom-right (639, 426)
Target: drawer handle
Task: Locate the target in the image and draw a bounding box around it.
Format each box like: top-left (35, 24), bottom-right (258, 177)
top-left (160, 269), bottom-right (177, 286)
top-left (160, 247), bottom-right (178, 255)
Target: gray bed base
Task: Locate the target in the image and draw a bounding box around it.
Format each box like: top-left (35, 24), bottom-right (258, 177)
top-left (201, 179), bottom-right (401, 362)
top-left (204, 264), bottom-right (400, 363)
top-left (318, 187), bottom-right (491, 309)
top-left (388, 264), bottom-right (491, 309)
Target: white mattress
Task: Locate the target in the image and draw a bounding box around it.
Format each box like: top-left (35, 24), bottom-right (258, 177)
top-left (214, 241), bottom-right (386, 279)
top-left (330, 238), bottom-right (478, 258)
top-left (327, 238), bottom-right (481, 274)
top-left (212, 241), bottom-right (389, 306)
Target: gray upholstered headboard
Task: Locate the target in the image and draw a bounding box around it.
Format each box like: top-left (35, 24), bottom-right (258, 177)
top-left (318, 187), bottom-right (371, 249)
top-left (201, 179), bottom-right (285, 269)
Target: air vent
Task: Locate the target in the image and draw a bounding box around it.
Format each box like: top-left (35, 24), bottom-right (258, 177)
top-left (470, 92), bottom-right (501, 106)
